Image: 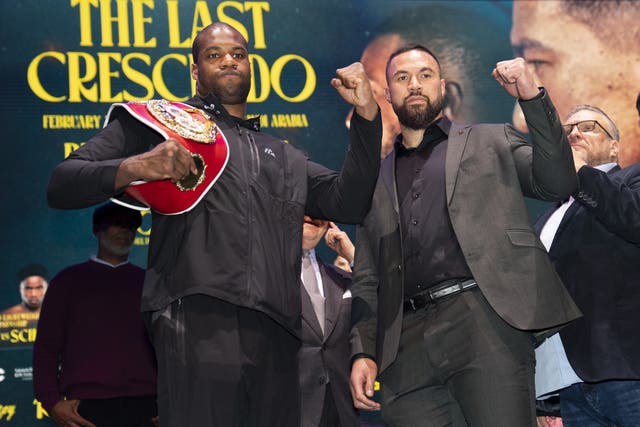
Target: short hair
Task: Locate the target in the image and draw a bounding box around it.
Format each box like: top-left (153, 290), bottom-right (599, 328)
top-left (566, 104), bottom-right (620, 141)
top-left (561, 0), bottom-right (640, 52)
top-left (92, 202), bottom-right (142, 233)
top-left (192, 22), bottom-right (248, 64)
top-left (386, 44), bottom-right (441, 81)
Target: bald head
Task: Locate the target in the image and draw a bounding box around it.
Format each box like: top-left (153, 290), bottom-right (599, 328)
top-left (192, 22), bottom-right (248, 64)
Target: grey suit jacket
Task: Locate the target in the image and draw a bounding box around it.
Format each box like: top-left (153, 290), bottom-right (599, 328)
top-left (299, 260), bottom-right (359, 427)
top-left (352, 90), bottom-right (582, 372)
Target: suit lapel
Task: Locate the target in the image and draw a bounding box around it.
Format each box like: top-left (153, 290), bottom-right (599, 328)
top-left (445, 123), bottom-right (471, 205)
top-left (321, 263), bottom-right (343, 341)
top-left (381, 150), bottom-right (400, 214)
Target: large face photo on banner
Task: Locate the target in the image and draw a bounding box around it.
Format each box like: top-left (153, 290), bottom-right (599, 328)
top-left (2, 1), bottom-right (638, 425)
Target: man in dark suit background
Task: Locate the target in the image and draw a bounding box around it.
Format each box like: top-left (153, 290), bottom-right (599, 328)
top-left (299, 216), bottom-right (359, 427)
top-left (349, 44), bottom-right (581, 426)
top-left (534, 104), bottom-right (640, 426)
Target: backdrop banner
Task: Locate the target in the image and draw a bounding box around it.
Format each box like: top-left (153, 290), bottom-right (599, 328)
top-left (1, 1), bottom-right (515, 425)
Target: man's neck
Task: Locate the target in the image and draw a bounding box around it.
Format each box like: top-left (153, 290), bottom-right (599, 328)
top-left (223, 103), bottom-right (246, 119)
top-left (400, 127), bottom-right (427, 149)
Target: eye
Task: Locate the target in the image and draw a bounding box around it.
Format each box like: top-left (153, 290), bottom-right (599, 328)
top-left (420, 72), bottom-right (432, 79)
top-left (207, 53), bottom-right (220, 59)
top-left (525, 59), bottom-right (549, 72)
top-left (233, 52), bottom-right (246, 59)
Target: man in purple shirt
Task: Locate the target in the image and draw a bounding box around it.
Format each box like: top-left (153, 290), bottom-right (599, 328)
top-left (33, 202), bottom-right (157, 427)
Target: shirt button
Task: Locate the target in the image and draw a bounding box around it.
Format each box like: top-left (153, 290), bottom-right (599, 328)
top-left (415, 168), bottom-right (421, 174)
top-left (413, 193), bottom-right (420, 199)
top-left (412, 219), bottom-right (418, 225)
top-left (417, 284), bottom-right (422, 289)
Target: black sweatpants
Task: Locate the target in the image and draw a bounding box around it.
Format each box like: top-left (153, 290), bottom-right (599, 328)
top-left (148, 295), bottom-right (301, 427)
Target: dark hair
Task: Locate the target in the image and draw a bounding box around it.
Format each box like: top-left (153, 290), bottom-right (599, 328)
top-left (92, 202), bottom-right (142, 233)
top-left (386, 43), bottom-right (441, 81)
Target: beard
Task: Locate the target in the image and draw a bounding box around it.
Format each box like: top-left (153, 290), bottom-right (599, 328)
top-left (203, 72), bottom-right (251, 105)
top-left (393, 92), bottom-right (444, 130)
top-left (101, 233), bottom-right (134, 257)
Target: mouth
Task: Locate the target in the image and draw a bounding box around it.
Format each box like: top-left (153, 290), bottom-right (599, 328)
top-left (405, 95), bottom-right (427, 105)
top-left (219, 70), bottom-right (242, 78)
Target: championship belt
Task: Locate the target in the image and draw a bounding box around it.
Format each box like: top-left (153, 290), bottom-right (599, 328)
top-left (107, 99), bottom-right (229, 215)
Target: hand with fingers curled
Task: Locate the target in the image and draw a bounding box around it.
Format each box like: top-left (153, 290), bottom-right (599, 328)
top-left (116, 138), bottom-right (199, 189)
top-left (491, 57), bottom-right (541, 101)
top-left (324, 222), bottom-right (355, 264)
top-left (331, 62), bottom-right (379, 121)
top-left (50, 399), bottom-right (96, 427)
top-left (350, 357), bottom-right (381, 411)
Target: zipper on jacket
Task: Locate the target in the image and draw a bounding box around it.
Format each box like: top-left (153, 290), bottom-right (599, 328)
top-left (235, 123), bottom-right (255, 297)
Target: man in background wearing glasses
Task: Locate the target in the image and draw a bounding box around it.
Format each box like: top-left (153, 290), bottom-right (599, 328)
top-left (533, 104), bottom-right (640, 427)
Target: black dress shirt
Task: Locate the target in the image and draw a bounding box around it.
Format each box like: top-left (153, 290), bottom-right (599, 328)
top-left (395, 117), bottom-right (473, 297)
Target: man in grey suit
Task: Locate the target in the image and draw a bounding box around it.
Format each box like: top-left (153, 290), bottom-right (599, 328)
top-left (349, 44), bottom-right (581, 426)
top-left (299, 216), bottom-right (359, 427)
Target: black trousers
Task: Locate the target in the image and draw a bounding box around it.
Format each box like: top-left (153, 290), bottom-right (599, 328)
top-left (148, 295), bottom-right (300, 427)
top-left (77, 395), bottom-right (157, 427)
top-left (378, 287), bottom-right (535, 427)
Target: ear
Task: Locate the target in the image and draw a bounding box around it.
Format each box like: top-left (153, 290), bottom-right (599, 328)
top-left (384, 87), bottom-right (391, 104)
top-left (610, 139), bottom-right (619, 161)
top-left (440, 78), bottom-right (446, 98)
top-left (443, 80), bottom-right (464, 120)
top-left (191, 62), bottom-right (198, 82)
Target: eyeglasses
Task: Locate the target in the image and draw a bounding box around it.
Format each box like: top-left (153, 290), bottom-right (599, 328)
top-left (562, 120), bottom-right (613, 139)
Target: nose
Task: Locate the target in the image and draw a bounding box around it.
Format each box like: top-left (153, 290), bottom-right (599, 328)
top-left (220, 53), bottom-right (237, 69)
top-left (408, 75), bottom-right (421, 91)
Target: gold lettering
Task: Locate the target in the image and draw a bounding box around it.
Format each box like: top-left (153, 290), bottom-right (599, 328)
top-left (68, 52), bottom-right (98, 102)
top-left (27, 52), bottom-right (67, 102)
top-left (131, 0), bottom-right (156, 48)
top-left (166, 0), bottom-right (191, 48)
top-left (270, 55), bottom-right (316, 102)
top-left (71, 0), bottom-right (99, 47)
top-left (191, 1), bottom-right (214, 40)
top-left (247, 54), bottom-right (270, 102)
top-left (33, 399), bottom-right (49, 420)
top-left (99, 0), bottom-right (131, 47)
top-left (98, 52), bottom-right (123, 102)
top-left (217, 1), bottom-right (248, 42)
top-left (244, 2), bottom-right (269, 49)
top-left (122, 53), bottom-right (154, 100)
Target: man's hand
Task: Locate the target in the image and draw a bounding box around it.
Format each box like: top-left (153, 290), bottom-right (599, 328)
top-left (350, 357), bottom-right (381, 411)
top-left (115, 139), bottom-right (198, 189)
top-left (492, 57), bottom-right (541, 100)
top-left (324, 222), bottom-right (355, 264)
top-left (331, 62), bottom-right (378, 121)
top-left (50, 399), bottom-right (96, 427)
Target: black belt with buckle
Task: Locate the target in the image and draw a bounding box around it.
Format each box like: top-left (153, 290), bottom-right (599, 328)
top-left (403, 278), bottom-right (477, 312)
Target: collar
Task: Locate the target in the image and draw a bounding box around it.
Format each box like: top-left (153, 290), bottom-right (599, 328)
top-left (594, 162), bottom-right (617, 172)
top-left (394, 116), bottom-right (452, 154)
top-left (91, 256), bottom-right (130, 268)
top-left (192, 93), bottom-right (261, 132)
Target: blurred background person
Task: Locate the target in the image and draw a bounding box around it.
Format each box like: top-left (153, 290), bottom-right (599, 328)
top-left (299, 216), bottom-right (359, 427)
top-left (511, 0), bottom-right (640, 167)
top-left (534, 104), bottom-right (640, 427)
top-left (33, 202), bottom-right (157, 427)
